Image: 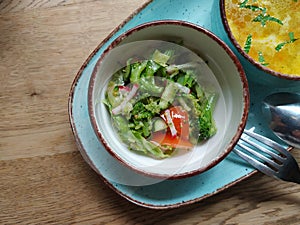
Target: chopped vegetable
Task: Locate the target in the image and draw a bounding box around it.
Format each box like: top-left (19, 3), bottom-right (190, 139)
top-left (150, 132), bottom-right (194, 150)
top-left (252, 13), bottom-right (283, 27)
top-left (103, 49), bottom-right (218, 159)
top-left (239, 0), bottom-right (266, 13)
top-left (112, 84), bottom-right (139, 115)
top-left (258, 51), bottom-right (269, 66)
top-left (275, 32), bottom-right (298, 52)
top-left (243, 34), bottom-right (252, 54)
top-left (239, 0), bottom-right (282, 27)
top-left (152, 117), bottom-right (168, 132)
top-left (163, 109), bottom-right (177, 137)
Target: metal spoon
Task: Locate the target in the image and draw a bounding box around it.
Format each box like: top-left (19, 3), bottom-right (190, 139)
top-left (262, 92), bottom-right (300, 149)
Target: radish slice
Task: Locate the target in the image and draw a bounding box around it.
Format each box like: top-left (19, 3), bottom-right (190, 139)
top-left (164, 109), bottom-right (177, 137)
top-left (118, 85), bottom-right (131, 92)
top-left (112, 84), bottom-right (139, 115)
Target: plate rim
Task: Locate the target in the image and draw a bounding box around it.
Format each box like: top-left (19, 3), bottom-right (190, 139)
top-left (68, 0), bottom-right (259, 209)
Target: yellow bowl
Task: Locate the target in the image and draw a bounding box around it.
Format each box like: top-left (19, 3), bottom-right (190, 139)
top-left (220, 0), bottom-right (300, 82)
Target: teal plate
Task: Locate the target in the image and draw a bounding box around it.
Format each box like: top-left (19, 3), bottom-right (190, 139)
top-left (68, 0), bottom-right (300, 209)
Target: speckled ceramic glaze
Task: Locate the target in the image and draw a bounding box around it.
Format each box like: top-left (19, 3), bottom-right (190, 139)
top-left (68, 0), bottom-right (300, 209)
top-left (88, 21), bottom-right (249, 179)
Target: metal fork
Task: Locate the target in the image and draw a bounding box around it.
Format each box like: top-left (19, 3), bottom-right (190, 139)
top-left (233, 130), bottom-right (300, 184)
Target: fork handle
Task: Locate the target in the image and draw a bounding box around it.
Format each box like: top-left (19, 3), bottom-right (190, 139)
top-left (283, 171), bottom-right (300, 184)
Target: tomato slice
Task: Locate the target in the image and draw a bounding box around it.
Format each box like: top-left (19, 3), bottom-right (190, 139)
top-left (150, 106), bottom-right (193, 149)
top-left (161, 106), bottom-right (190, 140)
top-left (151, 131), bottom-right (193, 149)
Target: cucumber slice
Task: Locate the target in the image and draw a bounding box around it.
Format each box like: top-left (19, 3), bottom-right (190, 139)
top-left (152, 118), bottom-right (167, 132)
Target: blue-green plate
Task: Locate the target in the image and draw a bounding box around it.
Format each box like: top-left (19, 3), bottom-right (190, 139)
top-left (68, 0), bottom-right (299, 209)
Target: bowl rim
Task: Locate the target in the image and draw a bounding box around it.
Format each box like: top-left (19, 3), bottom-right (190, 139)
top-left (88, 20), bottom-right (250, 179)
top-left (220, 0), bottom-right (300, 81)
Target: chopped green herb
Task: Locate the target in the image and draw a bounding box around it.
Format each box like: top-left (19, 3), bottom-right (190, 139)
top-left (239, 0), bottom-right (282, 26)
top-left (243, 34), bottom-right (252, 53)
top-left (290, 31), bottom-right (297, 40)
top-left (275, 32), bottom-right (298, 51)
top-left (252, 13), bottom-right (283, 27)
top-left (239, 0), bottom-right (266, 13)
top-left (258, 51), bottom-right (269, 66)
top-left (275, 43), bottom-right (286, 52)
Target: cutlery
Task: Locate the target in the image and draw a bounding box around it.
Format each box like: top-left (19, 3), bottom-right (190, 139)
top-left (233, 130), bottom-right (300, 184)
top-left (262, 92), bottom-right (300, 148)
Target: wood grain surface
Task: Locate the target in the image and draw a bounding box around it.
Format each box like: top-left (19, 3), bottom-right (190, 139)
top-left (1, 0), bottom-right (300, 224)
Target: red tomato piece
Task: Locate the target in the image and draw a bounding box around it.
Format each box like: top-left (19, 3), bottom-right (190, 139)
top-left (161, 106), bottom-right (190, 140)
top-left (150, 106), bottom-right (193, 149)
top-left (151, 131), bottom-right (193, 149)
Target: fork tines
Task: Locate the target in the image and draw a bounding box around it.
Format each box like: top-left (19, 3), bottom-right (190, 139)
top-left (233, 130), bottom-right (287, 178)
top-left (234, 130), bottom-right (300, 184)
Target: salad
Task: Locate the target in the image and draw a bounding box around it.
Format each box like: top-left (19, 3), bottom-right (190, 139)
top-left (103, 49), bottom-right (218, 159)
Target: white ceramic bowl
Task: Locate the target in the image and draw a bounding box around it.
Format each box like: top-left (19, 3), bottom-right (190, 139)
top-left (88, 20), bottom-right (249, 179)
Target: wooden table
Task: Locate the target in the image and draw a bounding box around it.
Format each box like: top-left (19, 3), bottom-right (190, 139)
top-left (1, 0), bottom-right (300, 224)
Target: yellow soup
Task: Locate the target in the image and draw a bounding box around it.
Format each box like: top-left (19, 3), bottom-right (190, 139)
top-left (225, 0), bottom-right (300, 76)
